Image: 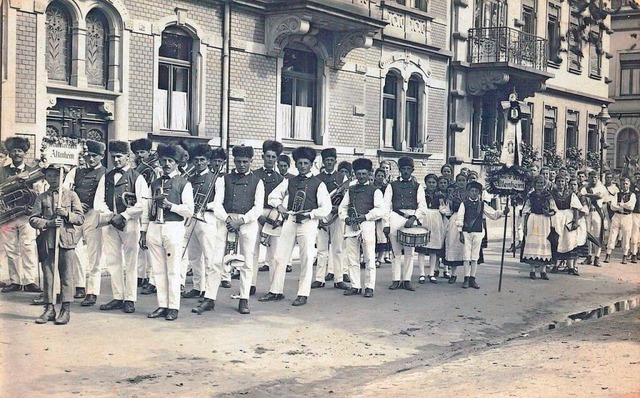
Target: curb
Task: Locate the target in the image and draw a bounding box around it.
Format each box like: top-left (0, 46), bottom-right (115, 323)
top-left (545, 295), bottom-right (640, 331)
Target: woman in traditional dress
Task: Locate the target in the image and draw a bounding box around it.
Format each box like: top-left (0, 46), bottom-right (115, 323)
top-left (373, 168), bottom-right (390, 268)
top-left (521, 175), bottom-right (557, 280)
top-left (417, 174), bottom-right (449, 283)
top-left (444, 173), bottom-right (468, 284)
top-left (567, 178), bottom-right (590, 275)
top-left (551, 176), bottom-right (583, 275)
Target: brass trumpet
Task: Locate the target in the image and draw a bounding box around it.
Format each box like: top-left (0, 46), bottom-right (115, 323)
top-left (343, 203), bottom-right (362, 239)
top-left (260, 208), bottom-right (283, 247)
top-left (290, 188), bottom-right (308, 224)
top-left (223, 230), bottom-right (245, 267)
top-left (151, 177), bottom-right (169, 224)
top-left (121, 192), bottom-right (137, 208)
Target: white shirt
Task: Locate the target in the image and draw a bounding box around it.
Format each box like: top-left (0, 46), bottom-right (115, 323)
top-left (268, 172), bottom-right (331, 220)
top-left (140, 169), bottom-right (194, 231)
top-left (94, 165), bottom-right (150, 221)
top-left (211, 170), bottom-right (265, 224)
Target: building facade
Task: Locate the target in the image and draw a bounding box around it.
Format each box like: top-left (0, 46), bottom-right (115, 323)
top-left (0, 0), bottom-right (452, 175)
top-left (606, 0), bottom-right (640, 171)
top-left (448, 0), bottom-right (611, 175)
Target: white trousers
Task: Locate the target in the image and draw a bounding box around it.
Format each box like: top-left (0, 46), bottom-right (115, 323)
top-left (315, 219), bottom-right (345, 282)
top-left (147, 221), bottom-right (185, 310)
top-left (187, 218), bottom-right (217, 292)
top-left (270, 217), bottom-right (319, 297)
top-left (607, 213), bottom-right (632, 256)
top-left (1, 215), bottom-right (38, 285)
top-left (463, 231), bottom-right (484, 261)
top-left (102, 219), bottom-right (139, 301)
top-left (630, 213), bottom-right (640, 256)
top-left (77, 210), bottom-right (103, 291)
top-left (252, 208), bottom-right (279, 287)
top-left (389, 211), bottom-right (416, 282)
top-left (344, 220), bottom-right (376, 290)
top-left (586, 210), bottom-right (603, 258)
top-left (206, 216), bottom-right (258, 301)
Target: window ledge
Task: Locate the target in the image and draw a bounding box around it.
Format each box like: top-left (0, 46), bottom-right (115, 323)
top-left (377, 148), bottom-right (432, 159)
top-left (47, 83), bottom-right (121, 100)
top-left (568, 67), bottom-right (583, 76)
top-left (151, 131), bottom-right (199, 139)
top-left (547, 60), bottom-right (561, 69)
top-left (380, 1), bottom-right (434, 21)
top-left (589, 73), bottom-right (602, 81)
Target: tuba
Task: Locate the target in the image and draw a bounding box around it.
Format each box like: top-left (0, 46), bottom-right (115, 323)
top-left (289, 187), bottom-right (308, 224)
top-left (0, 167), bottom-right (44, 226)
top-left (135, 152), bottom-right (159, 185)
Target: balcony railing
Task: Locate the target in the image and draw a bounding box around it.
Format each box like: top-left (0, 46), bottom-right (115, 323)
top-left (468, 27), bottom-right (547, 71)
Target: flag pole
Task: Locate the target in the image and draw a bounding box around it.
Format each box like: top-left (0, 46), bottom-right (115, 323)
top-left (498, 196), bottom-right (510, 292)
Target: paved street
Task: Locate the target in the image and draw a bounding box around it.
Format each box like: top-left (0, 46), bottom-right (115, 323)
top-left (0, 220), bottom-right (639, 397)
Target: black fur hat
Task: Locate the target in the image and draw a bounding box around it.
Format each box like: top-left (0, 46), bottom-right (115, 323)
top-left (130, 138), bottom-right (153, 153)
top-left (352, 158), bottom-right (372, 172)
top-left (156, 144), bottom-right (183, 162)
top-left (189, 143), bottom-right (212, 159)
top-left (262, 140), bottom-right (284, 156)
top-left (108, 140), bottom-right (130, 154)
top-left (85, 139), bottom-right (106, 156)
top-left (338, 161), bottom-right (352, 175)
top-left (5, 137), bottom-right (30, 152)
top-left (321, 148), bottom-right (337, 160)
top-left (292, 146), bottom-right (316, 162)
top-left (210, 147), bottom-right (227, 160)
top-left (278, 154), bottom-right (291, 166)
top-left (398, 156), bottom-right (414, 169)
top-left (232, 145), bottom-right (254, 159)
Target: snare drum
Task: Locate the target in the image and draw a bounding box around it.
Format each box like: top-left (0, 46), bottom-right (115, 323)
top-left (397, 227), bottom-right (430, 247)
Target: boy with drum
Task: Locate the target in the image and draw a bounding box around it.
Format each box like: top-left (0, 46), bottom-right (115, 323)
top-left (383, 157), bottom-right (427, 291)
top-left (456, 181), bottom-right (507, 289)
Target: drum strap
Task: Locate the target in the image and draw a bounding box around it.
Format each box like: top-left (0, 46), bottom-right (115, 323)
top-left (393, 209), bottom-right (410, 218)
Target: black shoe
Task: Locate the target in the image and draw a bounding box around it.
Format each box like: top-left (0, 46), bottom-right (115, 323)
top-left (593, 257), bottom-right (601, 267)
top-left (165, 309), bottom-right (179, 321)
top-left (581, 256), bottom-right (593, 265)
top-left (324, 273), bottom-right (334, 281)
top-left (360, 262), bottom-right (366, 269)
top-left (220, 281), bottom-right (232, 289)
top-left (389, 281), bottom-right (402, 290)
top-left (31, 294), bottom-right (45, 306)
top-left (343, 287), bottom-right (361, 296)
top-left (631, 254), bottom-right (638, 264)
top-left (123, 300), bottom-right (135, 314)
top-left (443, 271), bottom-right (451, 279)
top-left (334, 282), bottom-right (349, 290)
top-left (418, 275), bottom-right (426, 284)
top-left (186, 269), bottom-right (193, 277)
top-left (2, 283), bottom-right (22, 293)
top-left (529, 272), bottom-right (537, 280)
top-left (310, 281), bottom-right (325, 289)
top-left (250, 286), bottom-right (256, 296)
top-left (363, 288), bottom-right (374, 298)
top-left (74, 287), bottom-right (86, 299)
top-left (258, 265), bottom-right (269, 272)
top-left (100, 299), bottom-right (124, 311)
top-left (506, 243), bottom-right (515, 253)
top-left (550, 265), bottom-right (559, 274)
top-left (181, 289), bottom-right (201, 299)
top-left (448, 275), bottom-right (457, 284)
top-left (35, 304), bottom-right (56, 324)
top-left (462, 276), bottom-right (470, 288)
top-left (286, 265), bottom-right (292, 273)
top-left (81, 294), bottom-right (97, 306)
top-left (540, 272), bottom-right (549, 280)
top-left (259, 292), bottom-right (285, 302)
top-left (292, 296), bottom-right (307, 306)
top-left (604, 254), bottom-right (610, 263)
top-left (141, 284), bottom-right (156, 294)
top-left (343, 274), bottom-right (351, 283)
top-left (622, 255), bottom-right (628, 265)
top-left (434, 269), bottom-right (440, 278)
top-left (403, 281), bottom-right (415, 291)
top-left (23, 283), bottom-right (42, 293)
top-left (429, 276), bottom-right (438, 284)
top-left (568, 268), bottom-right (580, 276)
top-left (238, 299), bottom-right (250, 315)
top-left (0, 281), bottom-right (6, 288)
top-left (148, 307), bottom-right (168, 318)
top-left (468, 277), bottom-right (480, 289)
top-left (192, 299), bottom-right (215, 315)
top-left (137, 277), bottom-right (145, 287)
top-left (231, 271), bottom-right (240, 280)
top-left (55, 303), bottom-right (70, 325)
top-left (384, 257), bottom-right (391, 264)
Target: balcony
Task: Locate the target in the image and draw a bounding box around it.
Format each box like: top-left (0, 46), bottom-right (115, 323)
top-left (468, 27), bottom-right (547, 70)
top-left (463, 27), bottom-right (553, 98)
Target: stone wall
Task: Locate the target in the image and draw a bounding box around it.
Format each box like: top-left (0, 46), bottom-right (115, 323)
top-left (15, 11), bottom-right (36, 124)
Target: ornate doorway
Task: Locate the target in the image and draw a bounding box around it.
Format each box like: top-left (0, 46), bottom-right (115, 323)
top-left (47, 98), bottom-right (110, 144)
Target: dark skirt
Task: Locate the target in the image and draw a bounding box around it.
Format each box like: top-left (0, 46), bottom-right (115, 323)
top-left (416, 246), bottom-right (444, 257)
top-left (376, 242), bottom-right (390, 253)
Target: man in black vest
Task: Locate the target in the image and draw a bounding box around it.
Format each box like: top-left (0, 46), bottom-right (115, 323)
top-left (182, 144), bottom-right (217, 299)
top-left (383, 156), bottom-right (427, 291)
top-left (209, 147), bottom-right (233, 288)
top-left (339, 158), bottom-right (385, 298)
top-left (192, 145), bottom-right (263, 315)
top-left (0, 137), bottom-right (41, 293)
top-left (141, 144), bottom-right (194, 321)
top-left (313, 148), bottom-right (349, 289)
top-left (277, 154), bottom-right (294, 179)
top-left (456, 181), bottom-right (506, 289)
top-left (252, 140), bottom-right (284, 290)
top-left (65, 139), bottom-right (106, 304)
top-left (260, 146), bottom-right (331, 306)
top-left (94, 141), bottom-right (148, 314)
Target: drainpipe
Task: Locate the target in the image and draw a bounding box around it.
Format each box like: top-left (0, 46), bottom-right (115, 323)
top-left (221, 0), bottom-right (231, 172)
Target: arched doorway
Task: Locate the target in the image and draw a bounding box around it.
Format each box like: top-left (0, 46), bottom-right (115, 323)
top-left (616, 127), bottom-right (640, 168)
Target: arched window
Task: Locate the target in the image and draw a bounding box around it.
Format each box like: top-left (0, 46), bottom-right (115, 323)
top-left (86, 9), bottom-right (110, 88)
top-left (382, 72), bottom-right (399, 148)
top-left (616, 128), bottom-right (640, 168)
top-left (156, 27), bottom-right (193, 132)
top-left (45, 2), bottom-right (72, 83)
top-left (406, 75), bottom-right (421, 149)
top-left (280, 45), bottom-right (318, 141)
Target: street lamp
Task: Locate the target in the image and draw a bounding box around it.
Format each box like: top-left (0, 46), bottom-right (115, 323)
top-left (597, 104), bottom-right (611, 180)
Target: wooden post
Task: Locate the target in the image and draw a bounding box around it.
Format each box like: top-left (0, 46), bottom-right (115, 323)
top-left (498, 196), bottom-right (510, 292)
top-left (52, 168), bottom-right (64, 303)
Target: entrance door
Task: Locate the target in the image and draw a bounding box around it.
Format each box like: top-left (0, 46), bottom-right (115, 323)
top-left (47, 99), bottom-right (110, 145)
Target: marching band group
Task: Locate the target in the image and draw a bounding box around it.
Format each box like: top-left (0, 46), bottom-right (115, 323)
top-left (0, 136), bottom-right (634, 324)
